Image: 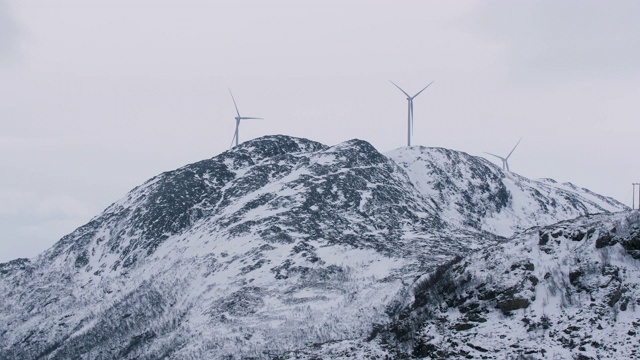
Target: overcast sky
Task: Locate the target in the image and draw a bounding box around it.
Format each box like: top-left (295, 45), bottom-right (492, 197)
top-left (2, 0), bottom-right (640, 263)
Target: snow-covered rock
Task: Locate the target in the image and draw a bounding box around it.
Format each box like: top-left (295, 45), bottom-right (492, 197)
top-left (0, 135), bottom-right (628, 359)
top-left (388, 146), bottom-right (625, 237)
top-left (364, 211), bottom-right (640, 359)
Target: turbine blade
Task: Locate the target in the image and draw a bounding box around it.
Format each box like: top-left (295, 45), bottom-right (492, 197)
top-left (229, 88), bottom-right (241, 118)
top-left (411, 80), bottom-right (434, 99)
top-left (390, 80), bottom-right (410, 98)
top-left (506, 137), bottom-right (523, 159)
top-left (484, 152), bottom-right (506, 161)
top-left (239, 117), bottom-right (263, 120)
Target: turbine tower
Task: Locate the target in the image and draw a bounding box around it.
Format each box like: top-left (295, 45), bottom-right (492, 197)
top-left (229, 89), bottom-right (262, 148)
top-left (390, 80), bottom-right (434, 146)
top-left (485, 138), bottom-right (522, 172)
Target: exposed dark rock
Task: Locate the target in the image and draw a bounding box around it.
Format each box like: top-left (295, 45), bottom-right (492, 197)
top-left (620, 298), bottom-right (629, 311)
top-left (466, 342), bottom-right (489, 353)
top-left (453, 323), bottom-right (475, 331)
top-left (0, 258), bottom-right (32, 276)
top-left (539, 231), bottom-right (550, 245)
top-left (510, 261), bottom-right (535, 272)
top-left (464, 312), bottom-right (487, 323)
top-left (478, 289), bottom-right (498, 301)
top-left (413, 339), bottom-right (438, 358)
top-left (563, 325), bottom-right (581, 334)
top-left (74, 251), bottom-right (90, 268)
top-left (569, 270), bottom-right (583, 286)
top-left (608, 289), bottom-right (623, 307)
top-left (622, 236), bottom-right (640, 259)
top-left (571, 230), bottom-right (586, 241)
top-left (458, 302), bottom-right (479, 313)
top-left (551, 229), bottom-right (563, 238)
top-left (595, 234), bottom-right (616, 248)
top-left (496, 298), bottom-right (530, 315)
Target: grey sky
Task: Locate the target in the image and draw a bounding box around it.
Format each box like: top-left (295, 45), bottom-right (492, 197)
top-left (1, 0), bottom-right (639, 263)
top-left (0, 0), bottom-right (20, 64)
top-left (476, 0), bottom-right (640, 81)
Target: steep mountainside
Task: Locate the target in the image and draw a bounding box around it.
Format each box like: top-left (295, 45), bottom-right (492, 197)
top-left (389, 146), bottom-right (625, 237)
top-left (355, 211), bottom-right (639, 360)
top-left (0, 135), bottom-right (628, 359)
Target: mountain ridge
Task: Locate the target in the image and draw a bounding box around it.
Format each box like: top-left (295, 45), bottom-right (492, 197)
top-left (0, 135), bottom-right (630, 359)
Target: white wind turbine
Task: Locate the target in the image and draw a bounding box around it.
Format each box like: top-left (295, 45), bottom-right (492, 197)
top-left (229, 89), bottom-right (262, 148)
top-left (485, 138), bottom-right (522, 171)
top-left (390, 80), bottom-right (434, 146)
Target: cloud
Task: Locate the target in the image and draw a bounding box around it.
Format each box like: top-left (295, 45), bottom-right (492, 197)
top-left (0, 0), bottom-right (21, 65)
top-left (471, 0), bottom-right (640, 82)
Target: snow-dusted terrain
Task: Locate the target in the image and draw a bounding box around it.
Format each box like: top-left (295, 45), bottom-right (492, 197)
top-left (359, 211), bottom-right (639, 359)
top-left (282, 211), bottom-right (640, 359)
top-left (389, 146), bottom-right (624, 237)
top-left (0, 135), bottom-right (631, 359)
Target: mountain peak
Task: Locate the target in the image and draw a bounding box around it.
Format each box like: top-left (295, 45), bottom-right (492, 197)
top-left (221, 134), bottom-right (327, 168)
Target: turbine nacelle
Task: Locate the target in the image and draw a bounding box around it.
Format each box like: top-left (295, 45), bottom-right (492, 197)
top-left (485, 138), bottom-right (522, 172)
top-left (229, 89), bottom-right (263, 148)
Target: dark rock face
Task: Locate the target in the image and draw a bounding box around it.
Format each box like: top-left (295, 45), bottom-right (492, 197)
top-left (496, 298), bottom-right (530, 315)
top-left (569, 270), bottom-right (583, 286)
top-left (595, 234), bottom-right (616, 248)
top-left (622, 235), bottom-right (640, 259)
top-left (453, 323), bottom-right (475, 331)
top-left (539, 231), bottom-right (550, 245)
top-left (0, 258), bottom-right (31, 275)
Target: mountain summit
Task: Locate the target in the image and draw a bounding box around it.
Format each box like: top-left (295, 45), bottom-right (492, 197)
top-left (0, 135), bottom-right (629, 359)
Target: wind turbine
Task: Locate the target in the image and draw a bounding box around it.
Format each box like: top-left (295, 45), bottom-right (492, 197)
top-left (390, 80), bottom-right (434, 146)
top-left (485, 138), bottom-right (522, 171)
top-left (228, 89), bottom-right (262, 148)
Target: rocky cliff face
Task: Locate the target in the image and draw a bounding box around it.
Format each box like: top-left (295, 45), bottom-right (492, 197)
top-left (0, 135), bottom-right (628, 359)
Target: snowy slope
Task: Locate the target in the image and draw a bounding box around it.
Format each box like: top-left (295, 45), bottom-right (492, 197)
top-left (0, 135), bottom-right (628, 360)
top-left (286, 211), bottom-right (640, 359)
top-left (388, 146), bottom-right (627, 237)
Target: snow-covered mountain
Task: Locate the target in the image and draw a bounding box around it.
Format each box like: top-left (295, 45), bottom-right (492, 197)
top-left (0, 135), bottom-right (629, 359)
